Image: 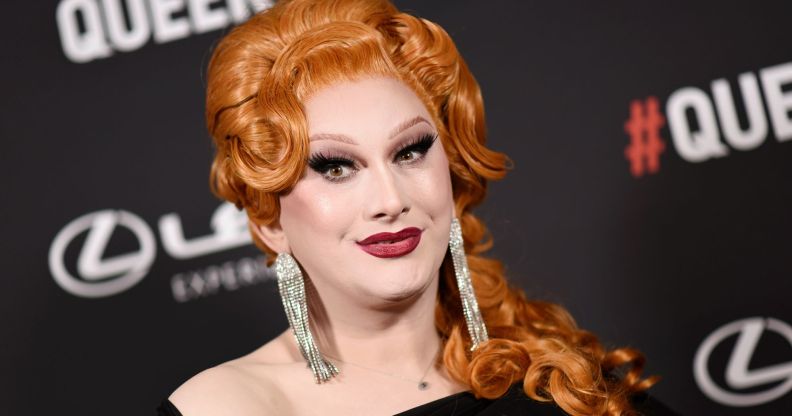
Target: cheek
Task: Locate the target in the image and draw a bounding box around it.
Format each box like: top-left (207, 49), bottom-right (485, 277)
top-left (279, 180), bottom-right (355, 247)
top-left (412, 150), bottom-right (454, 215)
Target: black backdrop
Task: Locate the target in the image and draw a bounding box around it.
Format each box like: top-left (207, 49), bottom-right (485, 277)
top-left (2, 1), bottom-right (791, 415)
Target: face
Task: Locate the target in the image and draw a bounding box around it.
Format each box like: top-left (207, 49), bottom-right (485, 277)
top-left (270, 77), bottom-right (454, 308)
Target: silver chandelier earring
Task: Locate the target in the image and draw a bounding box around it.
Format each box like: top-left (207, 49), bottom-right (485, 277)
top-left (449, 217), bottom-right (489, 350)
top-left (274, 253), bottom-right (339, 383)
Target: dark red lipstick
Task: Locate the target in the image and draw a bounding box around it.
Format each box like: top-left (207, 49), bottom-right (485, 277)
top-left (356, 227), bottom-right (422, 258)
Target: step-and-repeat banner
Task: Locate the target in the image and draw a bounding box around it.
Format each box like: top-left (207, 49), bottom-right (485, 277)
top-left (2, 1), bottom-right (790, 414)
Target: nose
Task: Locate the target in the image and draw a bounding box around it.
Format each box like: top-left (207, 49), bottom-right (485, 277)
top-left (363, 164), bottom-right (410, 221)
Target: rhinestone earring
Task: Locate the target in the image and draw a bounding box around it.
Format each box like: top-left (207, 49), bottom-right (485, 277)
top-left (274, 253), bottom-right (339, 383)
top-left (449, 217), bottom-right (489, 350)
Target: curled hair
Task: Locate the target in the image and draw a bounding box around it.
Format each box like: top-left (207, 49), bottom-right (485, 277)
top-left (205, 0), bottom-right (657, 414)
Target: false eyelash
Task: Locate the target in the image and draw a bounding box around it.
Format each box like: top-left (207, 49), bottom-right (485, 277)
top-left (306, 133), bottom-right (438, 182)
top-left (393, 133), bottom-right (437, 160)
top-left (307, 153), bottom-right (356, 173)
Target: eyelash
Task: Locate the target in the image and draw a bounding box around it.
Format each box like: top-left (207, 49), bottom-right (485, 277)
top-left (307, 133), bottom-right (438, 183)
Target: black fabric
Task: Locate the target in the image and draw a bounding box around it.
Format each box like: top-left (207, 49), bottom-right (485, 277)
top-left (156, 399), bottom-right (182, 416)
top-left (393, 383), bottom-right (680, 416)
top-left (157, 383), bottom-right (680, 415)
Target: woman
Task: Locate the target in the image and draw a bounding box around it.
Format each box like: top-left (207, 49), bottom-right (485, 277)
top-left (160, 0), bottom-right (675, 414)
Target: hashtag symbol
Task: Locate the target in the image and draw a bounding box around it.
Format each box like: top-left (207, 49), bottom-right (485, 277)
top-left (624, 96), bottom-right (666, 178)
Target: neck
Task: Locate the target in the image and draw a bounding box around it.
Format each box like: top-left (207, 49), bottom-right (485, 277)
top-left (305, 273), bottom-right (442, 370)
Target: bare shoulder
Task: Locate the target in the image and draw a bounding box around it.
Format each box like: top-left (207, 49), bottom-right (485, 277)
top-left (169, 332), bottom-right (299, 416)
top-left (168, 364), bottom-right (273, 416)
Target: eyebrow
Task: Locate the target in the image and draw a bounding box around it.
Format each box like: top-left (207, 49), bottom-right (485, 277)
top-left (308, 115), bottom-right (432, 144)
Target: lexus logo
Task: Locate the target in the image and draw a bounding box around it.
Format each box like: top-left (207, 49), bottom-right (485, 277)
top-left (48, 210), bottom-right (157, 298)
top-left (694, 317), bottom-right (792, 407)
top-left (49, 203), bottom-right (253, 298)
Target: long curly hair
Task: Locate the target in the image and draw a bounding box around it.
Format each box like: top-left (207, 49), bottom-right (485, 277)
top-left (205, 0), bottom-right (657, 414)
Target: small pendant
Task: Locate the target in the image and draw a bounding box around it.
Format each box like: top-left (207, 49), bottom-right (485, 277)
top-left (418, 381), bottom-right (429, 390)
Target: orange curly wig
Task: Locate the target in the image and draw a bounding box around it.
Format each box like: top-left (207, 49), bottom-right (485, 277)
top-left (205, 0), bottom-right (657, 414)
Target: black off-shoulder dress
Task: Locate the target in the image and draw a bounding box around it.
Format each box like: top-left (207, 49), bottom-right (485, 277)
top-left (157, 382), bottom-right (679, 415)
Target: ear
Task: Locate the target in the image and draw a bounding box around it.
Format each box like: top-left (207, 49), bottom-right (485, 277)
top-left (250, 220), bottom-right (290, 254)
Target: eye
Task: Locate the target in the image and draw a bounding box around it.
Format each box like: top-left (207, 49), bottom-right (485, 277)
top-left (397, 150), bottom-right (418, 162)
top-left (393, 133), bottom-right (437, 165)
top-left (307, 154), bottom-right (358, 183)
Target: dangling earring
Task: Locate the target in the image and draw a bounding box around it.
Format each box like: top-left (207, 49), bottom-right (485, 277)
top-left (449, 217), bottom-right (489, 350)
top-left (274, 253), bottom-right (339, 383)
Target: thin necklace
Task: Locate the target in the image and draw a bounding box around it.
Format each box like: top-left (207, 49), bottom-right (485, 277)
top-left (326, 346), bottom-right (441, 390)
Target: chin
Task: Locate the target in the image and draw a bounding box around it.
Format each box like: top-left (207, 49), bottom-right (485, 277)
top-left (366, 269), bottom-right (436, 306)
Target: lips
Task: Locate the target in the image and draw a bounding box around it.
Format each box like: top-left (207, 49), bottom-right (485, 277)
top-left (356, 227), bottom-right (422, 258)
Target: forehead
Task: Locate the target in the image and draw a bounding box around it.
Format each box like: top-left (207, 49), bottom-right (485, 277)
top-left (303, 77), bottom-right (435, 138)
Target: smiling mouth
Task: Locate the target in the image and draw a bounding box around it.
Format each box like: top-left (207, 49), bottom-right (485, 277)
top-left (356, 227), bottom-right (422, 258)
